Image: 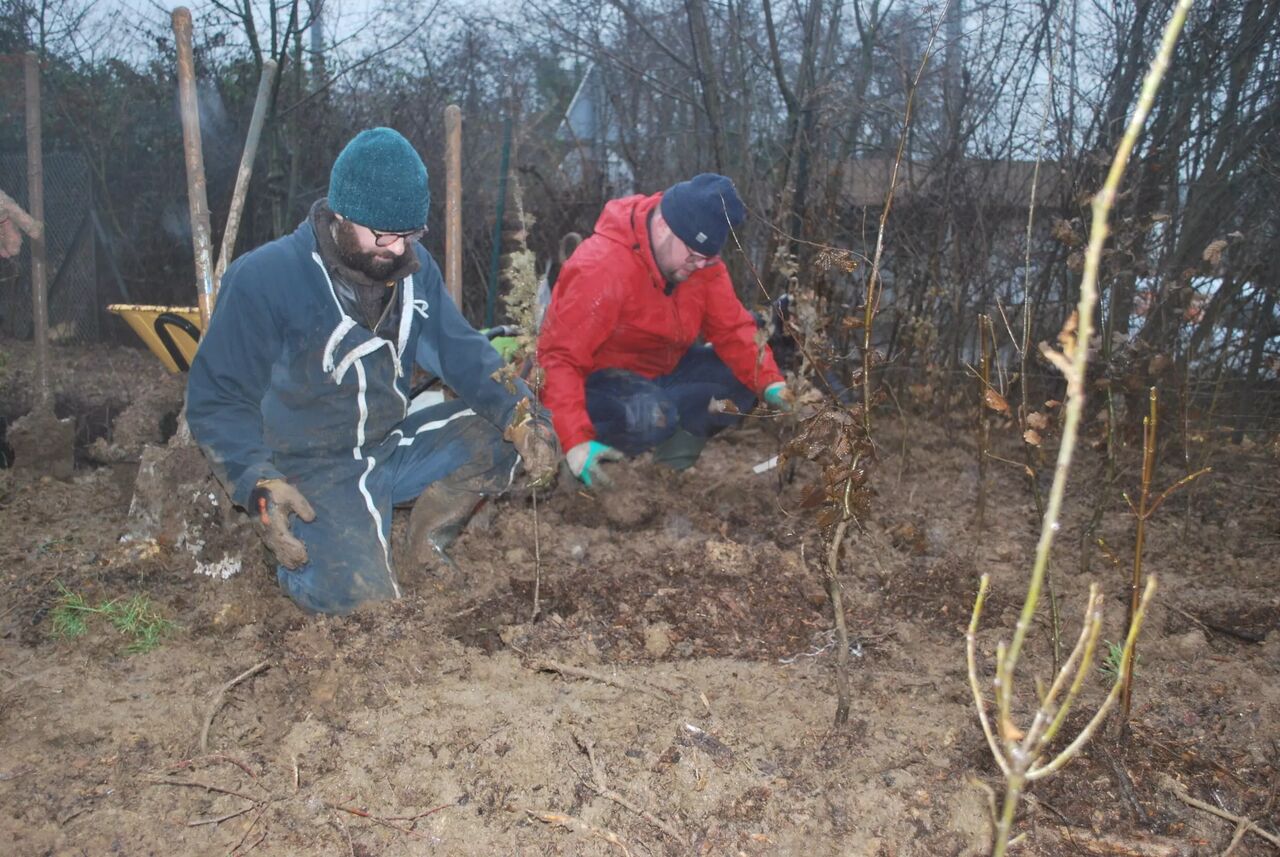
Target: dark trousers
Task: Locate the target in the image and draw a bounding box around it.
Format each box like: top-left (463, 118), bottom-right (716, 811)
top-left (585, 345), bottom-right (757, 456)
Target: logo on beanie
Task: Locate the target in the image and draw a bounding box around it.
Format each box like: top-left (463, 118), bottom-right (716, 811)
top-left (696, 232), bottom-right (707, 243)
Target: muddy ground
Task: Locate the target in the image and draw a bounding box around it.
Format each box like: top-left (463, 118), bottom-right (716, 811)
top-left (1, 339), bottom-right (1277, 857)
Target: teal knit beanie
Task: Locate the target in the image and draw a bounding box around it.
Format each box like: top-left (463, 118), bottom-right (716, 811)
top-left (659, 173), bottom-right (745, 257)
top-left (328, 127), bottom-right (429, 232)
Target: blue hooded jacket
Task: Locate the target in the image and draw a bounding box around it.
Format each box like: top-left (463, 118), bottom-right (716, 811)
top-left (187, 218), bottom-right (527, 508)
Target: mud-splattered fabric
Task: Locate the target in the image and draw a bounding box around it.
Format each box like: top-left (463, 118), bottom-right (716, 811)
top-left (186, 210), bottom-right (543, 614)
top-left (273, 399), bottom-right (516, 614)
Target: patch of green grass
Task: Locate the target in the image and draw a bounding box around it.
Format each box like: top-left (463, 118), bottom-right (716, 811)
top-left (50, 582), bottom-right (177, 654)
top-left (50, 582), bottom-right (98, 639)
top-left (1097, 639), bottom-right (1138, 685)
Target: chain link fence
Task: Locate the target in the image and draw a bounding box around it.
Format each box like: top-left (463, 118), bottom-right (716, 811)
top-left (0, 151), bottom-right (98, 345)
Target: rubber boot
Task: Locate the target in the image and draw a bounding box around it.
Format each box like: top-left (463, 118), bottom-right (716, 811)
top-left (408, 481), bottom-right (484, 587)
top-left (651, 429), bottom-right (708, 471)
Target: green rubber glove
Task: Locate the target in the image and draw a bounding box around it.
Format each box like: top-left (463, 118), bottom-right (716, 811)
top-left (566, 440), bottom-right (624, 487)
top-left (762, 381), bottom-right (795, 412)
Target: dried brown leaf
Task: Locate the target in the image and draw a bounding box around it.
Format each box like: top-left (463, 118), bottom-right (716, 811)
top-left (1026, 411), bottom-right (1050, 431)
top-left (1202, 238), bottom-right (1228, 267)
top-left (800, 485), bottom-right (827, 509)
top-left (982, 388), bottom-right (1011, 415)
top-left (1023, 429), bottom-right (1042, 447)
top-left (709, 398), bottom-right (740, 415)
top-left (1057, 311), bottom-right (1079, 358)
top-left (1051, 217), bottom-right (1082, 247)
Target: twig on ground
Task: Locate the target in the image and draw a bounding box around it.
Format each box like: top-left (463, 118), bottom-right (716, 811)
top-left (326, 802), bottom-right (434, 840)
top-left (232, 828), bottom-right (267, 856)
top-left (148, 777), bottom-right (264, 804)
top-left (1225, 782), bottom-right (1280, 856)
top-left (1171, 782), bottom-right (1280, 849)
top-left (188, 804), bottom-right (256, 827)
top-left (526, 808), bottom-right (633, 855)
top-left (228, 802), bottom-right (268, 855)
top-left (525, 657), bottom-right (675, 703)
top-left (1171, 606), bottom-right (1267, 644)
top-left (167, 754), bottom-right (258, 780)
top-left (1107, 752), bottom-right (1149, 826)
top-left (332, 811), bottom-right (356, 857)
top-left (200, 661), bottom-right (270, 754)
top-left (1045, 825), bottom-right (1188, 856)
top-left (383, 803), bottom-right (453, 822)
top-left (571, 730), bottom-right (688, 846)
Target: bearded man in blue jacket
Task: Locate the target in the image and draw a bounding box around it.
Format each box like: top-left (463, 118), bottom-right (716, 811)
top-left (187, 127), bottom-right (558, 615)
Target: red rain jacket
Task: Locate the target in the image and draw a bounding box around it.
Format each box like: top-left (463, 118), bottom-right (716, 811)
top-left (537, 192), bottom-right (784, 452)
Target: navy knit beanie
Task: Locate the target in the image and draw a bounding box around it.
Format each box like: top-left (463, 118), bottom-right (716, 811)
top-left (328, 128), bottom-right (429, 232)
top-left (658, 173), bottom-right (746, 257)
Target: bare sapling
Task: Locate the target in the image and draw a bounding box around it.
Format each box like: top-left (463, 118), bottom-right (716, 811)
top-left (783, 408), bottom-right (874, 725)
top-left (976, 314), bottom-right (996, 540)
top-left (1118, 386), bottom-right (1210, 729)
top-left (491, 165), bottom-right (550, 621)
top-left (966, 2), bottom-right (1193, 853)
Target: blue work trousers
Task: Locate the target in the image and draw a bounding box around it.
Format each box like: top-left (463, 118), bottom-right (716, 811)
top-left (585, 345), bottom-right (757, 456)
top-left (272, 399), bottom-right (516, 614)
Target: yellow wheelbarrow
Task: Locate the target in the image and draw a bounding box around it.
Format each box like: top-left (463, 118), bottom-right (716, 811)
top-left (107, 304), bottom-right (202, 373)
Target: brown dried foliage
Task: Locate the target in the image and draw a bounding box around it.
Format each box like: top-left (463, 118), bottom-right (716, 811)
top-left (780, 405), bottom-right (876, 532)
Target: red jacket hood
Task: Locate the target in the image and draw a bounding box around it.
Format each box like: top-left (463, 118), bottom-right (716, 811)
top-left (590, 192), bottom-right (666, 288)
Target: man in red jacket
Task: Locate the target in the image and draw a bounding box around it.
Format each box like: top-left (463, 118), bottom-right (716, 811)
top-left (538, 173), bottom-right (791, 487)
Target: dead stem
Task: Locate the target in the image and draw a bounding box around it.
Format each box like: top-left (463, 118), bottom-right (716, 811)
top-left (200, 661), bottom-right (270, 754)
top-left (148, 776), bottom-right (265, 804)
top-left (1170, 783), bottom-right (1280, 849)
top-left (188, 805), bottom-right (256, 827)
top-left (525, 657), bottom-right (676, 704)
top-left (531, 486), bottom-right (542, 622)
top-left (976, 315), bottom-right (994, 542)
top-left (326, 802), bottom-right (435, 840)
top-left (526, 809), bottom-right (633, 855)
top-left (571, 730), bottom-right (688, 846)
top-left (827, 515), bottom-right (852, 725)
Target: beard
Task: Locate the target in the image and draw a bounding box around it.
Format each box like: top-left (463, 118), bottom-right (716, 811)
top-left (333, 219), bottom-right (410, 280)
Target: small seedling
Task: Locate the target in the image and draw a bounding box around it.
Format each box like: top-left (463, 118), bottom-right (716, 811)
top-left (49, 582), bottom-right (176, 654)
top-left (1097, 640), bottom-right (1136, 684)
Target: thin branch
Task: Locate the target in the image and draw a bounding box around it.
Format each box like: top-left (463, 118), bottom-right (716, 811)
top-left (200, 661), bottom-right (270, 754)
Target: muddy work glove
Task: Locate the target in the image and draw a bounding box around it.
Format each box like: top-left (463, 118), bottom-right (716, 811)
top-left (762, 381), bottom-right (795, 413)
top-left (504, 418), bottom-right (560, 488)
top-left (565, 440), bottom-right (623, 488)
top-left (248, 478), bottom-right (316, 569)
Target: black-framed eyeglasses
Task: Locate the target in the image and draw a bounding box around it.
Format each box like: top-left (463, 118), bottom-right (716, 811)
top-left (370, 225), bottom-right (426, 247)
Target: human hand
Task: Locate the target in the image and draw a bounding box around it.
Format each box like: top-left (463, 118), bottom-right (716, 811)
top-left (565, 440), bottom-right (623, 488)
top-left (248, 478), bottom-right (316, 569)
top-left (505, 418), bottom-right (560, 488)
top-left (762, 381), bottom-right (795, 413)
top-left (0, 216), bottom-right (20, 259)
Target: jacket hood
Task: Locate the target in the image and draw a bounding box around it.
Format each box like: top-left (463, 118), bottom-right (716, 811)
top-left (591, 193), bottom-right (665, 289)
